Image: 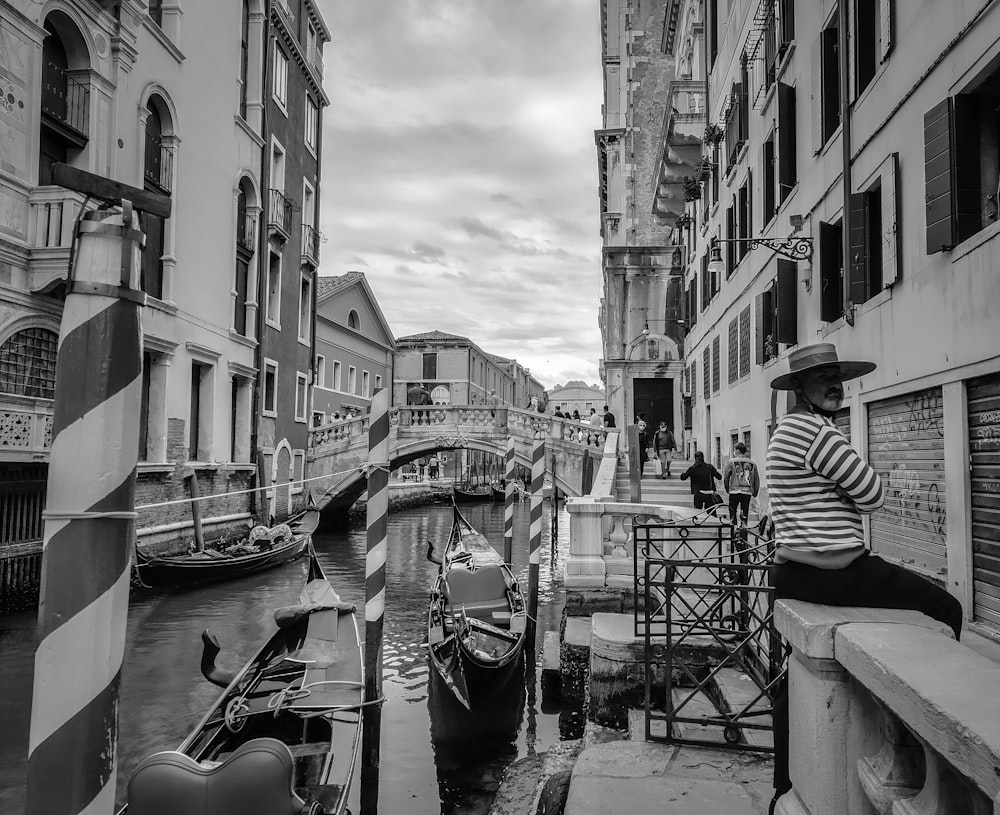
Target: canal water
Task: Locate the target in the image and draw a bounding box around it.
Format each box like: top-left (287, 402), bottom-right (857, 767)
top-left (0, 499), bottom-right (580, 814)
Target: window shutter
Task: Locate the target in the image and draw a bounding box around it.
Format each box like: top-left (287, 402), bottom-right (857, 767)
top-left (881, 152), bottom-right (900, 287)
top-left (777, 83), bottom-right (797, 201)
top-left (739, 305), bottom-right (751, 377)
top-left (755, 291), bottom-right (765, 365)
top-left (848, 191), bottom-right (868, 305)
top-left (712, 335), bottom-right (721, 392)
top-left (811, 35), bottom-right (823, 155)
top-left (703, 346), bottom-right (711, 400)
top-left (924, 98), bottom-right (955, 254)
top-left (746, 169), bottom-right (753, 249)
top-left (775, 259), bottom-right (798, 345)
top-left (779, 0), bottom-right (795, 46)
top-left (879, 0), bottom-right (893, 63)
top-left (728, 318), bottom-right (739, 383)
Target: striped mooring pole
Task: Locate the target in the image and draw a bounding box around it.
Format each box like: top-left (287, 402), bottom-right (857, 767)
top-left (527, 432), bottom-right (545, 645)
top-left (361, 387), bottom-right (390, 815)
top-left (26, 203), bottom-right (146, 815)
top-left (503, 435), bottom-right (516, 564)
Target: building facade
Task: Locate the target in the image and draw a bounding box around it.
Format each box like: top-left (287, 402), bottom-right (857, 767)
top-left (678, 0), bottom-right (1000, 633)
top-left (312, 272), bottom-right (395, 423)
top-left (547, 381), bottom-right (608, 418)
top-left (258, 0), bottom-right (329, 521)
top-left (596, 0), bottom-right (694, 439)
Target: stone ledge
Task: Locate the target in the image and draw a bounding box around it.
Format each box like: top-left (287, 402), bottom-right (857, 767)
top-left (835, 622), bottom-right (1000, 800)
top-left (775, 600), bottom-right (954, 660)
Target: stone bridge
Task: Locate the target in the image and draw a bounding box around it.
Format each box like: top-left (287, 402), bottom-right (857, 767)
top-left (308, 405), bottom-right (610, 517)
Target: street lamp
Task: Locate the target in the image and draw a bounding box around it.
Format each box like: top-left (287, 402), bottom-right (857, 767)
top-left (707, 233), bottom-right (813, 279)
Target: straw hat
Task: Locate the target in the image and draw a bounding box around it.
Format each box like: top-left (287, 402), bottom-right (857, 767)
top-left (769, 343), bottom-right (876, 390)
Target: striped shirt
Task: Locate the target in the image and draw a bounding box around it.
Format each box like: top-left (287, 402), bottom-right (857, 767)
top-left (766, 406), bottom-right (884, 569)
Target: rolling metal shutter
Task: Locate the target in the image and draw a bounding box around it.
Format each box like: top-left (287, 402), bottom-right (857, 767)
top-left (968, 373), bottom-right (1000, 628)
top-left (867, 388), bottom-right (946, 578)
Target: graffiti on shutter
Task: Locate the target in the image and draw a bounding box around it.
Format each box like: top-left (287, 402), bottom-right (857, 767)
top-left (867, 388), bottom-right (946, 578)
top-left (968, 373), bottom-right (1000, 629)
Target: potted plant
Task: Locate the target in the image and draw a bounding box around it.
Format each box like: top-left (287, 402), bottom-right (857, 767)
top-left (675, 212), bottom-right (693, 230)
top-left (682, 176), bottom-right (702, 202)
top-left (695, 156), bottom-right (715, 181)
top-left (703, 122), bottom-right (724, 146)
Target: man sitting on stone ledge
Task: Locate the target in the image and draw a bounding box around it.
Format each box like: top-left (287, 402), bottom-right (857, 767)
top-left (764, 343), bottom-right (963, 814)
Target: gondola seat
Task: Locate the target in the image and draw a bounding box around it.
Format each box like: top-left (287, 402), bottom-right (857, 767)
top-left (442, 565), bottom-right (510, 620)
top-left (126, 737), bottom-right (322, 815)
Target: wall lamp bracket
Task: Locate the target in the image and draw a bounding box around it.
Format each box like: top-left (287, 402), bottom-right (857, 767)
top-left (708, 234), bottom-right (814, 278)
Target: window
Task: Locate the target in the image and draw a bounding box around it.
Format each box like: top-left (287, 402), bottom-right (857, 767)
top-left (739, 305), bottom-right (751, 377)
top-left (140, 351), bottom-right (151, 460)
top-left (925, 66), bottom-right (1000, 252)
top-left (230, 377), bottom-right (239, 462)
top-left (777, 83), bottom-right (797, 203)
top-left (362, 370), bottom-right (370, 398)
top-left (295, 373), bottom-right (308, 422)
top-left (148, 0), bottom-right (162, 26)
top-left (849, 153), bottom-right (900, 302)
top-left (273, 45), bottom-right (288, 109)
top-left (234, 181), bottom-right (253, 336)
top-left (819, 219), bottom-right (844, 322)
top-left (348, 365), bottom-right (357, 395)
top-left (142, 97), bottom-right (172, 300)
top-left (305, 96), bottom-right (318, 152)
top-left (762, 132), bottom-right (776, 224)
top-left (332, 360), bottom-right (342, 391)
top-left (727, 318), bottom-right (739, 384)
top-left (263, 360), bottom-right (278, 416)
top-left (422, 352), bottom-right (437, 380)
top-left (375, 374), bottom-right (382, 390)
top-left (738, 173), bottom-right (751, 263)
top-left (298, 272), bottom-right (312, 342)
top-left (0, 328), bottom-right (58, 398)
top-left (190, 362), bottom-right (209, 461)
top-left (702, 346), bottom-right (711, 400)
top-left (708, 0), bottom-right (719, 69)
top-left (347, 310), bottom-right (359, 330)
top-left (240, 0), bottom-right (250, 118)
top-left (814, 17), bottom-right (841, 151)
top-left (756, 261), bottom-right (799, 364)
top-left (312, 411), bottom-right (325, 427)
top-left (266, 251), bottom-right (281, 327)
top-left (690, 362), bottom-right (697, 406)
top-left (725, 201), bottom-right (736, 276)
top-left (712, 336), bottom-right (721, 393)
top-left (725, 71), bottom-right (749, 172)
top-left (315, 355), bottom-right (326, 388)
top-left (854, 0), bottom-right (893, 97)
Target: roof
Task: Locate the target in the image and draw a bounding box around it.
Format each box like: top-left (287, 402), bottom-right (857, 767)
top-left (396, 330), bottom-right (473, 345)
top-left (316, 272), bottom-right (363, 300)
top-left (315, 271), bottom-right (396, 350)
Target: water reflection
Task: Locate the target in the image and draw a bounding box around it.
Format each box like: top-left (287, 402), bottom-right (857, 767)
top-left (0, 500), bottom-right (578, 814)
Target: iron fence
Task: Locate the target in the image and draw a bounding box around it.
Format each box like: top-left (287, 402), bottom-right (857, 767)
top-left (634, 512), bottom-right (787, 752)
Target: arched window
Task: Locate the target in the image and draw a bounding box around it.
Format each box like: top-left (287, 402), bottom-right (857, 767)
top-left (0, 328), bottom-right (59, 399)
top-left (234, 179), bottom-right (254, 336)
top-left (347, 310), bottom-right (359, 330)
top-left (142, 95), bottom-right (172, 300)
top-left (39, 15), bottom-right (89, 185)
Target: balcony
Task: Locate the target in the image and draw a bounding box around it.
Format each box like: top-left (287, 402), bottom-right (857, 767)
top-left (40, 66), bottom-right (89, 145)
top-left (268, 189), bottom-right (293, 241)
top-left (301, 223), bottom-right (319, 265)
top-left (143, 139), bottom-right (174, 194)
top-left (0, 395), bottom-right (54, 462)
top-left (237, 211), bottom-right (256, 254)
top-left (652, 80), bottom-right (706, 225)
top-left (307, 44), bottom-right (324, 76)
top-left (27, 187), bottom-right (95, 293)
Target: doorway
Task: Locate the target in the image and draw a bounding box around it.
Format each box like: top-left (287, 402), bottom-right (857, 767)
top-left (633, 378), bottom-right (674, 432)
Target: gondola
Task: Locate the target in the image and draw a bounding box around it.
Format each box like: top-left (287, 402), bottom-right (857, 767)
top-left (490, 482), bottom-right (506, 502)
top-left (452, 484), bottom-right (492, 503)
top-left (426, 503), bottom-right (527, 710)
top-left (122, 546), bottom-right (363, 815)
top-left (134, 509), bottom-right (321, 588)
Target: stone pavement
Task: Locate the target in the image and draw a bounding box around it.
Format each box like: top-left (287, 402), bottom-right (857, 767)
top-left (564, 738), bottom-right (773, 815)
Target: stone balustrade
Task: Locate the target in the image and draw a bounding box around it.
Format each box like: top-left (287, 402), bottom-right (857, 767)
top-left (0, 396), bottom-right (54, 458)
top-left (774, 600), bottom-right (1000, 815)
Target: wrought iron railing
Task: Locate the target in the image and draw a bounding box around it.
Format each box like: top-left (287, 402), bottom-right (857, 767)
top-left (41, 66), bottom-right (90, 136)
top-left (301, 223), bottom-right (319, 263)
top-left (634, 513), bottom-right (786, 752)
top-left (237, 210), bottom-right (256, 253)
top-left (143, 139), bottom-right (174, 192)
top-left (268, 189), bottom-right (293, 236)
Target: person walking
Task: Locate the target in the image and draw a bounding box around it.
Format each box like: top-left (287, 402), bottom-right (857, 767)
top-left (722, 442), bottom-right (759, 525)
top-left (589, 407), bottom-right (602, 427)
top-left (652, 421), bottom-right (677, 478)
top-left (602, 405), bottom-right (616, 428)
top-left (764, 343), bottom-right (962, 815)
top-left (679, 451), bottom-right (723, 510)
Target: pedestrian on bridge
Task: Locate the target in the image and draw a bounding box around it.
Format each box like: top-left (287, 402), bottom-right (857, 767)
top-left (602, 405), bottom-right (616, 428)
top-left (652, 421), bottom-right (677, 478)
top-left (679, 452), bottom-right (722, 510)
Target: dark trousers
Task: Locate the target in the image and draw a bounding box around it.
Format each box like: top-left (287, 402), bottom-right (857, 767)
top-left (693, 491), bottom-right (719, 510)
top-left (729, 493), bottom-right (751, 525)
top-left (770, 552), bottom-right (962, 795)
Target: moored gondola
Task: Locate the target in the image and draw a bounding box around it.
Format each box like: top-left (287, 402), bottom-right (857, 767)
top-left (426, 503), bottom-right (527, 710)
top-left (134, 509), bottom-right (321, 588)
top-left (122, 545), bottom-right (363, 815)
top-left (452, 484), bottom-right (492, 503)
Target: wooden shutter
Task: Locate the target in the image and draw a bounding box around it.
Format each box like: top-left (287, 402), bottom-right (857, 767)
top-left (819, 220), bottom-right (842, 322)
top-left (881, 152), bottom-right (900, 287)
top-left (755, 291), bottom-right (766, 365)
top-left (726, 201), bottom-right (736, 276)
top-left (879, 0), bottom-right (893, 63)
top-left (774, 259), bottom-right (798, 345)
top-left (968, 373), bottom-right (1000, 627)
top-left (924, 98), bottom-right (955, 254)
top-left (811, 35), bottom-right (824, 155)
top-left (739, 305), bottom-right (751, 377)
top-left (728, 318), bottom-right (739, 383)
top-left (848, 191), bottom-right (868, 305)
top-left (777, 83), bottom-right (796, 201)
top-left (712, 335), bottom-right (721, 392)
top-left (867, 388), bottom-right (947, 578)
top-left (703, 347), bottom-right (711, 400)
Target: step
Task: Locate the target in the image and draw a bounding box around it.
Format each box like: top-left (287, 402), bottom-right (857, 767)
top-left (712, 668), bottom-right (774, 750)
top-left (541, 630), bottom-right (562, 700)
top-left (669, 687), bottom-right (729, 745)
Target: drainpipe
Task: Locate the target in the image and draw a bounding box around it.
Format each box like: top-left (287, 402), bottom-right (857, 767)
top-left (839, 0), bottom-right (853, 323)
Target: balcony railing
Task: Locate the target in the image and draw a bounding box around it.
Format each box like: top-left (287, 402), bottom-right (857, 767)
top-left (268, 189), bottom-right (293, 238)
top-left (237, 211), bottom-right (256, 253)
top-left (301, 223), bottom-right (319, 264)
top-left (40, 66), bottom-right (89, 138)
top-left (307, 44), bottom-right (324, 75)
top-left (143, 139), bottom-right (174, 193)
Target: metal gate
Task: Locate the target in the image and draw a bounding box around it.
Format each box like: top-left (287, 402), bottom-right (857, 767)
top-left (968, 373), bottom-right (1000, 628)
top-left (867, 388), bottom-right (947, 578)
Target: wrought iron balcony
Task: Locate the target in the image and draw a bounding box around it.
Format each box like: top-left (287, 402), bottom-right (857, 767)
top-left (301, 223), bottom-right (320, 265)
top-left (237, 211), bottom-right (256, 253)
top-left (143, 138), bottom-right (174, 193)
top-left (40, 65), bottom-right (89, 142)
top-left (268, 189), bottom-right (294, 239)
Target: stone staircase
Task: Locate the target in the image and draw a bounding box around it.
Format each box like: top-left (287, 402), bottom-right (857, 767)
top-left (613, 457), bottom-right (694, 507)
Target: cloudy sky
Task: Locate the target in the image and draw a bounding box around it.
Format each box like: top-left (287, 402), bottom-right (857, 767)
top-left (317, 0), bottom-right (605, 389)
